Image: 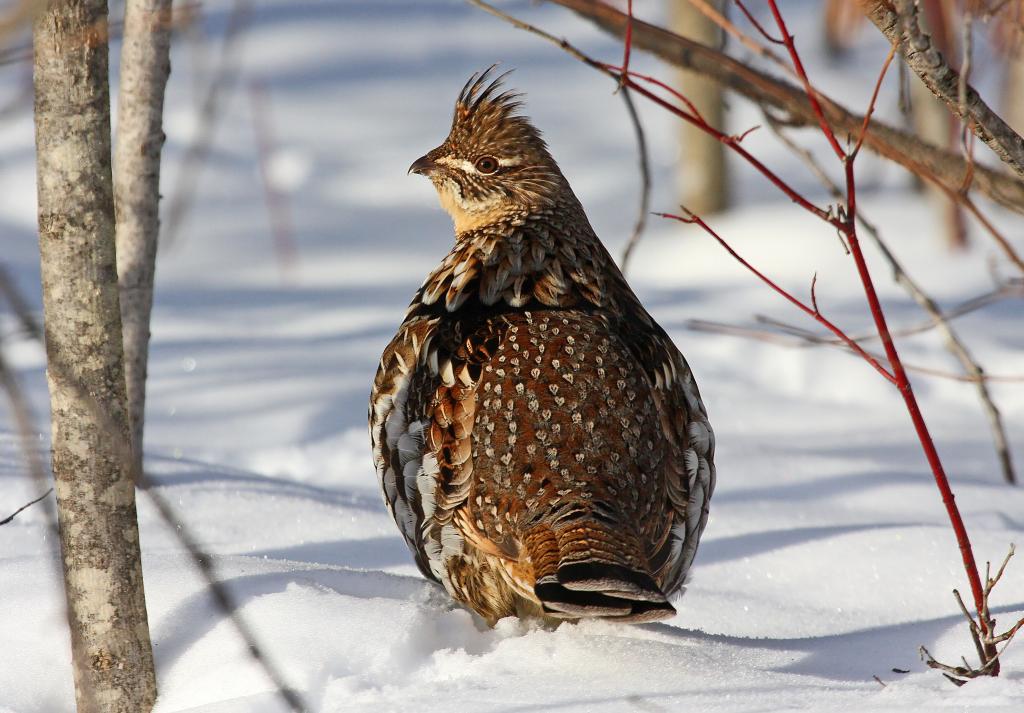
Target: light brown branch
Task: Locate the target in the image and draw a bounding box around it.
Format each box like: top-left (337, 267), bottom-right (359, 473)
top-left (684, 0), bottom-right (793, 74)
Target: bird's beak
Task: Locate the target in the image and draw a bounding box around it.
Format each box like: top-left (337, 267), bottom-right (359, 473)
top-left (408, 154), bottom-right (436, 176)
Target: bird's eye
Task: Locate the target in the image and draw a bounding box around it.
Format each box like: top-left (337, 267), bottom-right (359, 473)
top-left (475, 156), bottom-right (499, 174)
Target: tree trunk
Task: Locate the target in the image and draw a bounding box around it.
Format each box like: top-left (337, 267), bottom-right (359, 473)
top-left (32, 1), bottom-right (158, 711)
top-left (115, 0), bottom-right (173, 477)
top-left (669, 0), bottom-right (729, 215)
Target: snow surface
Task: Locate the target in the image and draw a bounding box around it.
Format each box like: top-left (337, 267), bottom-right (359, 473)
top-left (2, 1), bottom-right (1024, 711)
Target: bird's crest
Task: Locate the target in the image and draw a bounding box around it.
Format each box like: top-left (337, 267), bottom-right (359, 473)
top-left (448, 65), bottom-right (547, 156)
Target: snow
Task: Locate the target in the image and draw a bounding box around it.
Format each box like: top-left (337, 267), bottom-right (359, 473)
top-left (2, 1), bottom-right (1024, 711)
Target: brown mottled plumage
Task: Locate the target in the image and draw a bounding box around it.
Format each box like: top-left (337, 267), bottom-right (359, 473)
top-left (369, 67), bottom-right (715, 624)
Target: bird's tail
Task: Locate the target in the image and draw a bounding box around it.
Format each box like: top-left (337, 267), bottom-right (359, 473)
top-left (523, 522), bottom-right (676, 623)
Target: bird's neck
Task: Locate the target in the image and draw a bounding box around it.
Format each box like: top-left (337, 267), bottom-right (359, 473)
top-left (411, 196), bottom-right (620, 318)
top-left (439, 190), bottom-right (508, 235)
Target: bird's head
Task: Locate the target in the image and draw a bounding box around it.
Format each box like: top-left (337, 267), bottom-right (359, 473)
top-left (409, 67), bottom-right (566, 235)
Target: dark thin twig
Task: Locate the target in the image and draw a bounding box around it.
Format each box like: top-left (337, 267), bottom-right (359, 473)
top-left (0, 487), bottom-right (52, 526)
top-left (852, 42), bottom-right (899, 159)
top-left (763, 114), bottom-right (1017, 485)
top-left (618, 86), bottom-right (650, 275)
top-left (138, 476), bottom-right (307, 711)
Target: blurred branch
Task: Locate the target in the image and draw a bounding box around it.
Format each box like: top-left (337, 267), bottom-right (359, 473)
top-left (687, 318), bottom-right (1024, 383)
top-left (0, 0), bottom-right (44, 47)
top-left (0, 336), bottom-right (50, 509)
top-left (542, 0), bottom-right (1024, 215)
top-left (756, 276), bottom-right (1023, 345)
top-left (618, 86), bottom-right (650, 275)
top-left (115, 0), bottom-right (175, 480)
top-left (860, 0), bottom-right (1024, 179)
top-left (247, 80), bottom-right (298, 281)
top-left (0, 1), bottom-right (203, 68)
top-left (0, 264), bottom-right (41, 341)
top-left (162, 0), bottom-right (250, 247)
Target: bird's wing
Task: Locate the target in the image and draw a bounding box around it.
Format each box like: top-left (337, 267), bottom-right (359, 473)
top-left (618, 310), bottom-right (716, 595)
top-left (369, 314), bottom-right (507, 586)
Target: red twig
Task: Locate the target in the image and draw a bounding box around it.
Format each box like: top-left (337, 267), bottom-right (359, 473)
top-left (766, 1), bottom-right (845, 159)
top-left (603, 63), bottom-right (706, 122)
top-left (735, 0), bottom-right (786, 45)
top-left (853, 43), bottom-right (899, 158)
top-left (658, 210), bottom-right (896, 384)
top-left (605, 64), bottom-right (837, 225)
top-left (764, 0), bottom-right (997, 672)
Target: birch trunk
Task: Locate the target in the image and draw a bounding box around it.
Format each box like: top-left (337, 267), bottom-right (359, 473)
top-left (115, 0), bottom-right (172, 476)
top-left (33, 1), bottom-right (157, 710)
top-left (669, 0), bottom-right (728, 215)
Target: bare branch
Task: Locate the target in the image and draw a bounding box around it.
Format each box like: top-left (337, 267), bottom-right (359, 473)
top-left (0, 488), bottom-right (52, 526)
top-left (860, 0), bottom-right (1024, 179)
top-left (162, 0), bottom-right (250, 247)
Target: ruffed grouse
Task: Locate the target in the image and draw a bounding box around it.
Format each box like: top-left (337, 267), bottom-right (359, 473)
top-left (369, 68), bottom-right (715, 624)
